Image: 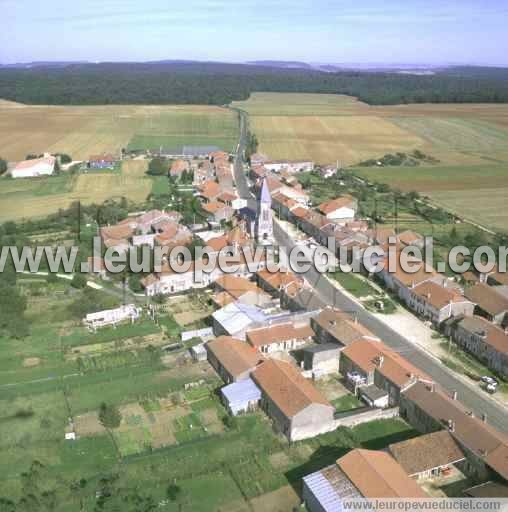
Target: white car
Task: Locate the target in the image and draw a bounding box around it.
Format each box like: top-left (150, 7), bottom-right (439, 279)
top-left (481, 376), bottom-right (497, 385)
top-left (486, 384), bottom-right (497, 394)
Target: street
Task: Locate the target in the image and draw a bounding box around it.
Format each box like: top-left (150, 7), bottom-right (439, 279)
top-left (232, 111), bottom-right (508, 433)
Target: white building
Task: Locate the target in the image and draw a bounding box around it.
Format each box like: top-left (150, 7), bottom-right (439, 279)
top-left (12, 155), bottom-right (55, 178)
top-left (83, 304), bottom-right (141, 330)
top-left (318, 195), bottom-right (358, 221)
top-left (255, 177), bottom-right (274, 244)
top-left (263, 160), bottom-right (314, 174)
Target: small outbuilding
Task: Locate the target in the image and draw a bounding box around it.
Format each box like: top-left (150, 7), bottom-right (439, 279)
top-left (221, 378), bottom-right (261, 416)
top-left (359, 384), bottom-right (389, 408)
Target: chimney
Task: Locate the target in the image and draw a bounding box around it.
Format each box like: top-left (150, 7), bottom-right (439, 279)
top-left (452, 390), bottom-right (458, 400)
top-left (448, 419), bottom-right (455, 433)
top-left (482, 413), bottom-right (487, 423)
top-left (430, 382), bottom-right (435, 392)
top-left (377, 355), bottom-right (384, 368)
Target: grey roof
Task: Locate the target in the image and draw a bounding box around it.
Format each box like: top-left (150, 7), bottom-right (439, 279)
top-left (221, 378), bottom-right (261, 406)
top-left (303, 464), bottom-right (361, 512)
top-left (360, 384), bottom-right (389, 402)
top-left (303, 343), bottom-right (342, 355)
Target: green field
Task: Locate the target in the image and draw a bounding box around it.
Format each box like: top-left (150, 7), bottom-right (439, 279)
top-left (0, 276), bottom-right (422, 510)
top-left (126, 109), bottom-right (239, 152)
top-left (353, 164), bottom-right (508, 231)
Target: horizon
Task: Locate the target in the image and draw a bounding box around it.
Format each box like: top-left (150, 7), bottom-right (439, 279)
top-left (1, 0), bottom-right (508, 66)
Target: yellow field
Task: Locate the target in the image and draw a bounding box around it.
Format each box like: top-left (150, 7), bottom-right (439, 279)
top-left (0, 103), bottom-right (236, 161)
top-left (235, 92), bottom-right (508, 165)
top-left (0, 160), bottom-right (152, 222)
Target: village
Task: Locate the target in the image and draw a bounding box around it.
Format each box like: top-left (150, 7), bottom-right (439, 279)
top-left (2, 141), bottom-right (508, 509)
top-left (28, 141), bottom-right (505, 506)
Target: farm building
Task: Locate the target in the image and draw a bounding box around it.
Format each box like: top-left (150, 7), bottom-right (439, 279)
top-left (318, 195), bottom-right (358, 221)
top-left (388, 430), bottom-right (466, 480)
top-left (251, 358), bottom-right (335, 441)
top-left (302, 344), bottom-right (341, 374)
top-left (83, 304), bottom-right (141, 330)
top-left (400, 380), bottom-right (508, 482)
top-left (206, 336), bottom-right (264, 384)
top-left (263, 160), bottom-right (314, 174)
top-left (464, 283), bottom-right (508, 325)
top-left (246, 322), bottom-right (314, 354)
top-left (448, 315), bottom-right (508, 377)
top-left (302, 449), bottom-right (427, 511)
top-left (12, 154), bottom-right (55, 178)
top-left (221, 378), bottom-right (262, 415)
top-left (89, 154), bottom-right (116, 169)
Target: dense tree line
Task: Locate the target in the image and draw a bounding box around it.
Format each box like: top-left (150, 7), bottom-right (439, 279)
top-left (1, 62), bottom-right (508, 105)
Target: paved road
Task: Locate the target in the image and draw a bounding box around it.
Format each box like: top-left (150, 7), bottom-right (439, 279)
top-left (232, 111), bottom-right (508, 433)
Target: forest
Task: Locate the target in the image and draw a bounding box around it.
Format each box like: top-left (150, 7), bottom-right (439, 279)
top-left (1, 62), bottom-right (508, 105)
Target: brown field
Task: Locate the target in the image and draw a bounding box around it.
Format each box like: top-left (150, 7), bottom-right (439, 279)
top-left (0, 102), bottom-right (236, 161)
top-left (235, 92), bottom-right (508, 165)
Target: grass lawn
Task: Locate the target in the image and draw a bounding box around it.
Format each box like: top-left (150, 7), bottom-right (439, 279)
top-left (331, 394), bottom-right (362, 412)
top-left (329, 270), bottom-right (379, 298)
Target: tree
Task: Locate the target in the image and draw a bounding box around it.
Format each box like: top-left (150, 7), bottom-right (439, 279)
top-left (128, 273), bottom-right (143, 293)
top-left (146, 157), bottom-right (168, 176)
top-left (166, 484), bottom-right (182, 501)
top-left (0, 158), bottom-right (7, 175)
top-left (70, 273), bottom-right (87, 289)
top-left (98, 402), bottom-right (122, 429)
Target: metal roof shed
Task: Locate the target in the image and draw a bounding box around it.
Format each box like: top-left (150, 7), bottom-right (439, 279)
top-left (221, 378), bottom-right (261, 416)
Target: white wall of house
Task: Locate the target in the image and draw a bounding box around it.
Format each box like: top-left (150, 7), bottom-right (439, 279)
top-left (325, 206), bottom-right (356, 221)
top-left (12, 160), bottom-right (55, 178)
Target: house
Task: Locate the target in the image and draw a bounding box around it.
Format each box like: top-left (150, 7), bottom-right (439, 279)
top-left (169, 159), bottom-right (189, 178)
top-left (465, 283), bottom-right (508, 325)
top-left (83, 304), bottom-right (141, 330)
top-left (89, 154), bottom-right (116, 169)
top-left (397, 230), bottom-right (425, 249)
top-left (378, 251), bottom-right (437, 303)
top-left (339, 338), bottom-right (425, 406)
top-left (221, 378), bottom-right (262, 416)
top-left (303, 448), bottom-right (427, 512)
top-left (302, 344), bottom-right (341, 374)
top-left (250, 153), bottom-right (268, 166)
top-left (311, 308), bottom-right (379, 347)
top-left (214, 275), bottom-right (263, 300)
top-left (246, 322), bottom-right (314, 354)
top-left (319, 164), bottom-right (338, 178)
top-left (407, 280), bottom-right (475, 325)
top-left (389, 430), bottom-right (466, 480)
top-left (318, 195), bottom-right (358, 221)
top-left (99, 223), bottom-right (135, 254)
top-left (251, 359), bottom-right (335, 441)
top-left (400, 380), bottom-right (508, 481)
top-left (202, 201), bottom-right (234, 223)
top-left (450, 315), bottom-right (508, 378)
top-left (12, 155), bottom-right (55, 178)
top-left (197, 180), bottom-right (221, 202)
top-left (205, 336), bottom-right (264, 383)
top-left (256, 268), bottom-right (303, 298)
top-left (263, 160), bottom-right (314, 174)
top-left (212, 302), bottom-right (271, 339)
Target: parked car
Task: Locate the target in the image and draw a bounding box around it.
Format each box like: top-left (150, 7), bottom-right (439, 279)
top-left (486, 383), bottom-right (498, 394)
top-left (481, 376), bottom-right (498, 385)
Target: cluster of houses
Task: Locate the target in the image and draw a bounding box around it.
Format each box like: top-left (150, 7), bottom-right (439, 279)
top-left (196, 269), bottom-right (508, 500)
top-left (249, 161), bottom-right (508, 380)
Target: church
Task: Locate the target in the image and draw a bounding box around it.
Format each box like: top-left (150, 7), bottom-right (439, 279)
top-left (237, 177), bottom-right (274, 245)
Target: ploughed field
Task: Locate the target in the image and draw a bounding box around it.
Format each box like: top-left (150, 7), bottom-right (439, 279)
top-left (233, 92), bottom-right (508, 166)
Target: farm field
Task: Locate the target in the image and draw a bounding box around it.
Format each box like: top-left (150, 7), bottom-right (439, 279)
top-left (0, 160), bottom-right (152, 221)
top-left (0, 102), bottom-right (239, 161)
top-left (353, 164), bottom-right (508, 231)
top-left (0, 275), bottom-right (422, 510)
top-left (233, 92), bottom-right (508, 165)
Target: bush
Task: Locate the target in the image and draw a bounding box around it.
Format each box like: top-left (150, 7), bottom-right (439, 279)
top-left (71, 273), bottom-right (87, 289)
top-left (98, 402), bottom-right (122, 429)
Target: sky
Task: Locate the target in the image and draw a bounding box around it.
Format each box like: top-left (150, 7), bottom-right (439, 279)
top-left (1, 0), bottom-right (508, 66)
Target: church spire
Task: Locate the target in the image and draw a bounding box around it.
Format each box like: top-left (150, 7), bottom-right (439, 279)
top-left (260, 177), bottom-right (272, 204)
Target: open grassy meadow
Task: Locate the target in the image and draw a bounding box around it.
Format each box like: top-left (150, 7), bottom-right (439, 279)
top-left (233, 92), bottom-right (508, 166)
top-left (0, 160), bottom-right (153, 221)
top-left (0, 102), bottom-right (239, 161)
top-left (354, 164), bottom-right (508, 231)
